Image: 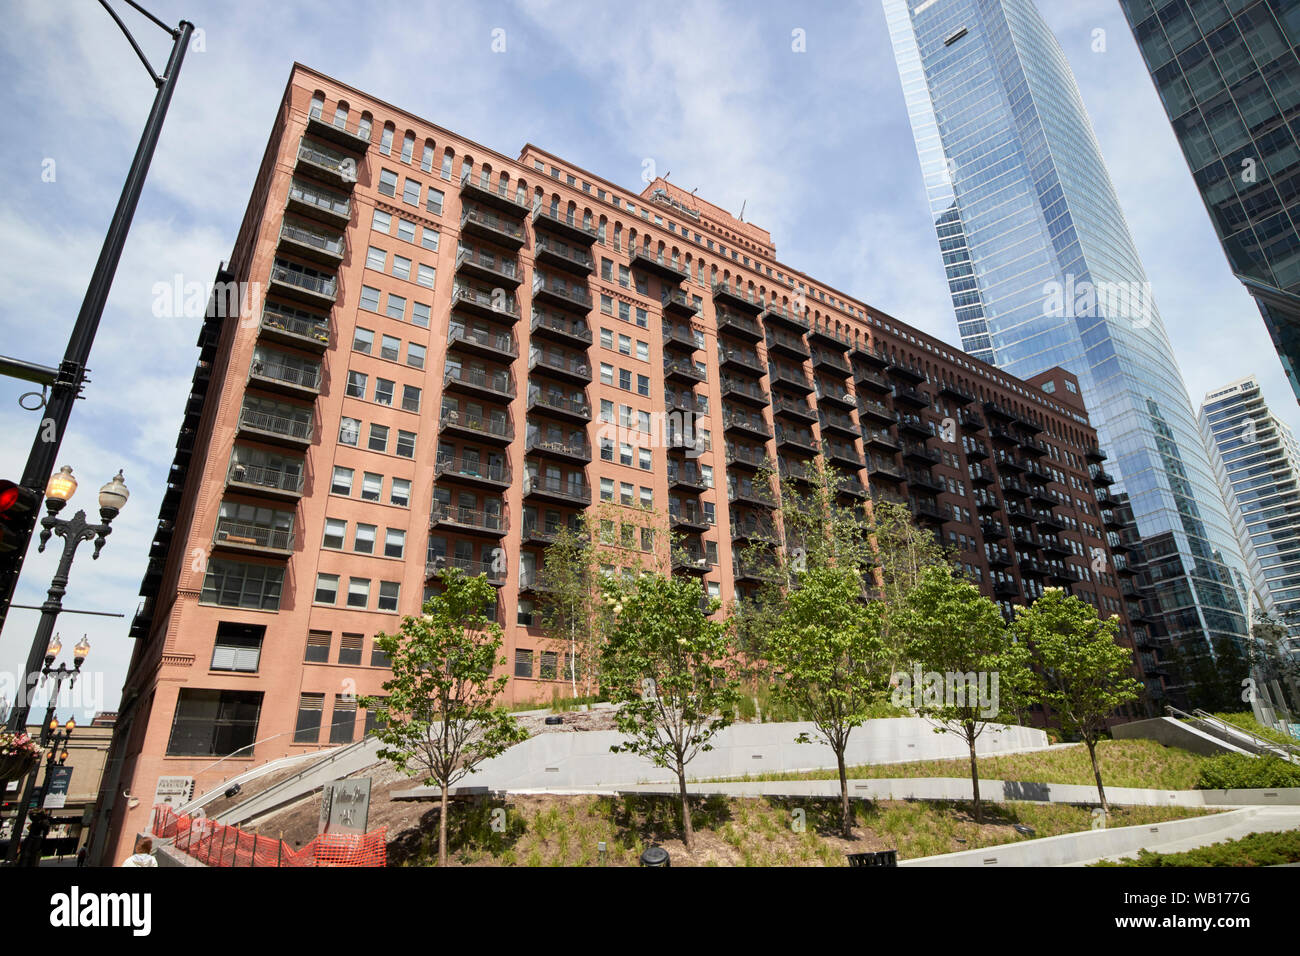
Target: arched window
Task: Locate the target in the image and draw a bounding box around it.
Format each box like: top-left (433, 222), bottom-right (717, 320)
top-left (401, 131), bottom-right (415, 164)
top-left (515, 179), bottom-right (528, 205)
top-left (309, 92), bottom-right (324, 119)
top-left (379, 123), bottom-right (395, 156)
top-left (358, 112), bottom-right (373, 142)
top-left (582, 209), bottom-right (592, 229)
top-left (441, 148), bottom-right (455, 181)
top-left (332, 101), bottom-right (349, 130)
top-left (613, 222), bottom-right (623, 251)
top-left (459, 156), bottom-right (473, 183)
top-left (549, 195), bottom-right (560, 217)
top-left (421, 139), bottom-right (435, 173)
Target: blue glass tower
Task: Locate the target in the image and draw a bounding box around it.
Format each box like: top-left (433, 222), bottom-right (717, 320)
top-left (884, 0), bottom-right (1252, 655)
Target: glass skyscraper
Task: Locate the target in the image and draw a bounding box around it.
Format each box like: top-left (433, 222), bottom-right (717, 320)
top-left (1200, 375), bottom-right (1300, 655)
top-left (1120, 0), bottom-right (1300, 405)
top-left (884, 0), bottom-right (1252, 655)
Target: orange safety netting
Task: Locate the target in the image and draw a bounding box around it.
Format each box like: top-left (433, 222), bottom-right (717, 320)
top-left (151, 805), bottom-right (387, 867)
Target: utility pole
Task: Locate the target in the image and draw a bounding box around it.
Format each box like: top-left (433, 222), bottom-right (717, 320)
top-left (0, 3), bottom-right (194, 639)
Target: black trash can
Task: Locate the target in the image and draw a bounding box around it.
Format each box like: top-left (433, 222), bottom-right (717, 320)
top-left (846, 849), bottom-right (897, 867)
top-left (640, 846), bottom-right (671, 867)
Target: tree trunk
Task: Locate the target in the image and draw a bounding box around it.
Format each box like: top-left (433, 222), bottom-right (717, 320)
top-left (837, 747), bottom-right (852, 838)
top-left (967, 736), bottom-right (982, 825)
top-left (1087, 738), bottom-right (1108, 813)
top-left (438, 782), bottom-right (449, 866)
top-left (677, 761), bottom-right (694, 850)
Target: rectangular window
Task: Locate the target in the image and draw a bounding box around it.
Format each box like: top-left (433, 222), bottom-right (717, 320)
top-left (514, 649), bottom-right (533, 678)
top-left (330, 466), bottom-right (353, 495)
top-left (294, 693), bottom-right (325, 743)
top-left (407, 342), bottom-right (426, 368)
top-left (368, 424), bottom-right (389, 453)
top-left (345, 370), bottom-right (367, 398)
top-left (305, 630), bottom-right (331, 663)
top-left (636, 340), bottom-right (649, 361)
top-left (600, 328), bottom-right (613, 349)
top-left (600, 294), bottom-right (613, 314)
top-left (166, 689), bottom-right (262, 757)
top-left (600, 363), bottom-right (614, 385)
top-left (619, 368), bottom-right (632, 390)
top-left (353, 328), bottom-right (374, 354)
top-left (600, 399), bottom-right (614, 423)
top-left (378, 169), bottom-right (398, 197)
top-left (330, 695), bottom-right (357, 744)
top-left (417, 264), bottom-right (436, 289)
top-left (390, 477), bottom-right (411, 507)
top-left (396, 430), bottom-right (416, 458)
top-left (210, 624), bottom-right (263, 673)
top-left (384, 528), bottom-right (406, 559)
top-left (378, 581), bottom-right (400, 612)
top-left (401, 384), bottom-right (421, 413)
top-left (353, 523), bottom-right (377, 555)
top-left (396, 218), bottom-right (417, 243)
top-left (618, 334), bottom-right (631, 355)
top-left (371, 209), bottom-right (392, 233)
top-left (381, 335), bottom-right (401, 361)
top-left (421, 228), bottom-right (440, 253)
top-left (200, 560), bottom-right (284, 610)
top-left (411, 302), bottom-right (431, 328)
top-left (386, 294), bottom-right (406, 320)
top-left (361, 473), bottom-right (383, 502)
top-left (347, 578), bottom-right (371, 608)
top-left (373, 378), bottom-right (395, 406)
top-left (639, 448), bottom-right (652, 470)
top-left (391, 254), bottom-right (412, 281)
top-left (366, 247), bottom-right (387, 272)
top-left (338, 632), bottom-right (363, 666)
top-left (314, 573), bottom-right (339, 604)
top-left (359, 285), bottom-right (381, 312)
top-left (402, 178), bottom-right (421, 205)
top-left (440, 153), bottom-right (453, 180)
top-left (426, 187), bottom-right (445, 215)
top-left (540, 652), bottom-right (558, 680)
top-left (322, 518), bottom-right (346, 549)
top-left (637, 374), bottom-right (649, 396)
top-left (600, 477), bottom-right (614, 502)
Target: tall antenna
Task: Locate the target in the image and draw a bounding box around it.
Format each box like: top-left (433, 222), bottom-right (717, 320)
top-left (738, 199), bottom-right (747, 221)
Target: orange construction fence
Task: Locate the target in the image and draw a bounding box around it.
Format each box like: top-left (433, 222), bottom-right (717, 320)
top-left (151, 805), bottom-right (387, 867)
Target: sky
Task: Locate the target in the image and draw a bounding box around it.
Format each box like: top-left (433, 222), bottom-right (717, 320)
top-left (0, 0), bottom-right (1295, 720)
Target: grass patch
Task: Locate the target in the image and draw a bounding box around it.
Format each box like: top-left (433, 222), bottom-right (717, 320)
top-left (1207, 712), bottom-right (1300, 752)
top-left (387, 792), bottom-right (1207, 866)
top-left (1091, 828), bottom-right (1300, 867)
top-left (706, 739), bottom-right (1206, 791)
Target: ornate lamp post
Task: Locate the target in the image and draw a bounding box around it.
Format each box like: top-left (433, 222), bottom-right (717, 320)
top-left (4, 467), bottom-right (124, 865)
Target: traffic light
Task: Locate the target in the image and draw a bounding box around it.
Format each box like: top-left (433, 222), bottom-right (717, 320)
top-left (0, 480), bottom-right (39, 557)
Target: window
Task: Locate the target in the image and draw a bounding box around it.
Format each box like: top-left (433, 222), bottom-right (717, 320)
top-left (339, 632), bottom-right (363, 666)
top-left (421, 228), bottom-right (440, 252)
top-left (517, 597), bottom-right (535, 627)
top-left (620, 443), bottom-right (633, 466)
top-left (600, 437), bottom-right (614, 461)
top-left (619, 368), bottom-right (632, 391)
top-left (620, 482), bottom-right (634, 505)
top-left (368, 424), bottom-right (389, 453)
top-left (346, 370), bottom-right (367, 398)
top-left (600, 477), bottom-right (614, 501)
top-left (354, 523), bottom-right (377, 555)
top-left (322, 518), bottom-right (346, 550)
top-left (636, 340), bottom-right (649, 361)
top-left (386, 294), bottom-right (406, 320)
top-left (378, 169), bottom-right (398, 197)
top-left (371, 209), bottom-right (392, 233)
top-left (514, 649), bottom-right (533, 678)
top-left (210, 623), bottom-right (263, 673)
top-left (600, 363), bottom-right (614, 385)
top-left (417, 264), bottom-right (436, 288)
top-left (402, 178), bottom-right (420, 205)
top-left (635, 308), bottom-right (648, 328)
top-left (370, 642), bottom-right (391, 668)
top-left (639, 448), bottom-right (652, 470)
top-left (396, 430), bottom-right (416, 458)
top-left (618, 334), bottom-right (632, 355)
top-left (331, 695), bottom-right (357, 744)
top-left (381, 335), bottom-right (401, 361)
top-left (411, 302), bottom-right (431, 328)
top-left (641, 527), bottom-right (654, 551)
top-left (637, 374), bottom-right (649, 396)
top-left (294, 693), bottom-right (325, 744)
top-left (396, 218), bottom-right (416, 243)
top-left (305, 630), bottom-right (331, 663)
top-left (314, 573), bottom-right (339, 604)
top-left (361, 473), bottom-right (383, 502)
top-left (374, 378), bottom-right (395, 406)
top-left (440, 152), bottom-right (454, 180)
top-left (600, 399), bottom-right (614, 423)
top-left (402, 384), bottom-right (421, 413)
top-left (331, 466), bottom-right (353, 495)
top-left (427, 187), bottom-right (445, 215)
top-left (640, 487), bottom-right (653, 508)
top-left (390, 477), bottom-right (410, 507)
top-left (407, 342), bottom-right (426, 368)
top-left (384, 528), bottom-right (405, 559)
top-left (391, 255), bottom-right (412, 281)
top-left (365, 246), bottom-right (387, 271)
top-left (347, 578), bottom-right (371, 608)
top-left (378, 581), bottom-right (400, 611)
top-left (339, 418), bottom-right (360, 446)
top-left (601, 328), bottom-right (613, 349)
top-left (540, 652), bottom-right (558, 680)
top-left (166, 689), bottom-right (262, 757)
top-left (353, 328), bottom-right (374, 354)
top-left (601, 294), bottom-right (613, 314)
top-left (359, 285), bottom-right (381, 311)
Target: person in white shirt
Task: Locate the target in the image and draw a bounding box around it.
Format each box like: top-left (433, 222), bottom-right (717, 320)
top-left (121, 836), bottom-right (158, 867)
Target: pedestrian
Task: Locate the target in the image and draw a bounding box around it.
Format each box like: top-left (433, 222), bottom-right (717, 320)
top-left (76, 845), bottom-right (87, 867)
top-left (121, 836), bottom-right (158, 867)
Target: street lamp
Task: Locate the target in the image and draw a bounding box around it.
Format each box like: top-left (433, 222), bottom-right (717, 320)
top-left (4, 467), bottom-right (124, 864)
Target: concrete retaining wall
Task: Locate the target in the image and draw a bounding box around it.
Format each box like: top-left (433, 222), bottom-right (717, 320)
top-left (1111, 717), bottom-right (1253, 757)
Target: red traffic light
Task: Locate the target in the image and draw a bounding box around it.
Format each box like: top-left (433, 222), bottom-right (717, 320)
top-left (0, 481), bottom-right (19, 512)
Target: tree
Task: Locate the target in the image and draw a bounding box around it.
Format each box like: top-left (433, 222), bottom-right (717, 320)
top-left (599, 572), bottom-right (740, 850)
top-left (866, 497), bottom-right (952, 675)
top-left (360, 568), bottom-right (529, 865)
top-left (768, 565), bottom-right (889, 836)
top-left (895, 565), bottom-right (1034, 824)
top-left (535, 521), bottom-right (602, 697)
top-left (1014, 588), bottom-right (1142, 813)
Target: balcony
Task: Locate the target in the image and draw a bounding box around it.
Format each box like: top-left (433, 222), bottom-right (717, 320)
top-left (864, 428), bottom-right (900, 453)
top-left (768, 365), bottom-right (813, 394)
top-left (938, 380), bottom-right (976, 404)
top-left (993, 580), bottom-right (1020, 598)
top-left (248, 356), bottom-right (321, 399)
top-left (526, 432), bottom-right (591, 464)
top-left (734, 556), bottom-right (781, 583)
top-left (775, 427), bottom-right (818, 456)
top-left (762, 303), bottom-right (809, 331)
top-left (779, 458), bottom-right (815, 484)
top-left (983, 401), bottom-right (1016, 422)
top-left (811, 349), bottom-right (851, 377)
top-left (521, 519), bottom-right (577, 547)
top-left (532, 275), bottom-right (592, 312)
top-left (529, 349), bottom-right (592, 384)
top-left (731, 515), bottom-right (779, 544)
top-left (527, 389), bottom-right (591, 423)
top-left (1086, 445), bottom-right (1108, 462)
top-left (720, 376), bottom-right (768, 407)
top-left (451, 283), bottom-right (520, 323)
top-left (902, 442), bottom-right (940, 465)
top-left (989, 425), bottom-right (1020, 445)
top-left (1091, 467), bottom-right (1116, 486)
top-left (426, 555), bottom-right (507, 587)
top-left (717, 309), bottom-right (763, 342)
top-left (837, 475), bottom-right (869, 499)
top-left (237, 405), bottom-right (313, 449)
top-left (530, 308), bottom-right (592, 347)
top-left (913, 499), bottom-right (947, 525)
top-left (304, 114), bottom-right (370, 153)
top-left (1021, 435), bottom-right (1049, 456)
top-left (213, 518), bottom-right (295, 556)
top-left (461, 206), bottom-right (527, 249)
top-left (455, 248), bottom-right (522, 287)
top-left (897, 415), bottom-right (930, 439)
top-left (725, 443), bottom-right (773, 471)
top-left (295, 138), bottom-right (356, 187)
top-left (669, 508), bottom-right (712, 534)
top-left (533, 205), bottom-right (598, 244)
top-left (665, 357), bottom-right (706, 384)
top-left (711, 280), bottom-right (763, 314)
top-left (448, 325), bottom-right (518, 362)
top-left (523, 473), bottom-right (591, 506)
top-left (728, 481), bottom-right (777, 509)
top-left (459, 170), bottom-right (531, 217)
top-left (1000, 478), bottom-right (1030, 499)
top-left (975, 495), bottom-right (1001, 514)
top-left (435, 454), bottom-right (512, 490)
top-left (444, 366), bottom-right (515, 402)
top-left (720, 347), bottom-right (765, 376)
top-left (668, 464), bottom-right (710, 493)
top-left (966, 443), bottom-right (989, 461)
top-left (996, 454), bottom-right (1026, 474)
top-left (1030, 484), bottom-right (1056, 507)
top-left (225, 461), bottom-right (304, 501)
top-left (439, 409), bottom-right (514, 446)
top-left (663, 322), bottom-right (701, 352)
top-left (268, 259), bottom-right (336, 307)
top-left (869, 458), bottom-right (905, 483)
top-left (672, 553), bottom-right (714, 576)
top-left (286, 178), bottom-right (351, 228)
top-left (981, 521), bottom-right (1007, 541)
top-left (815, 383), bottom-right (856, 410)
top-left (534, 235), bottom-right (594, 275)
top-left (854, 345), bottom-right (889, 368)
top-left (723, 408), bottom-right (772, 440)
top-left (906, 468), bottom-right (944, 493)
top-left (855, 366), bottom-right (891, 394)
top-left (959, 410), bottom-right (985, 432)
top-left (888, 360), bottom-right (926, 384)
top-left (665, 390), bottom-right (708, 417)
top-left (1037, 510), bottom-right (1066, 531)
top-left (892, 384), bottom-right (929, 407)
top-left (766, 328), bottom-right (810, 359)
top-left (819, 409), bottom-right (858, 438)
top-left (259, 306), bottom-right (330, 352)
top-left (662, 288), bottom-right (701, 317)
top-left (431, 502), bottom-right (509, 538)
top-left (772, 393), bottom-right (817, 423)
top-left (858, 400), bottom-right (896, 426)
top-left (1102, 510), bottom-right (1125, 530)
top-left (278, 219), bottom-right (345, 266)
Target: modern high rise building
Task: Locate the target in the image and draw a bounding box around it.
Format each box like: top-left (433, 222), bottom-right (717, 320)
top-left (1199, 374), bottom-right (1300, 654)
top-left (884, 0), bottom-right (1254, 662)
top-left (91, 63), bottom-right (1149, 863)
top-left (1120, 0), bottom-right (1300, 404)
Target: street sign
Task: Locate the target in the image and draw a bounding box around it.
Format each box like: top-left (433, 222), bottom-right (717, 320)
top-left (318, 778), bottom-right (371, 835)
top-left (42, 766), bottom-right (73, 809)
top-left (153, 775), bottom-right (194, 809)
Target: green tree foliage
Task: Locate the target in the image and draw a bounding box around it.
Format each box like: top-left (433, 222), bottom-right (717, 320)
top-left (361, 568), bottom-right (529, 865)
top-left (535, 520), bottom-right (604, 697)
top-left (768, 565), bottom-right (889, 836)
top-left (895, 565), bottom-right (1035, 823)
top-left (1014, 588), bottom-right (1142, 812)
top-left (599, 573), bottom-right (740, 849)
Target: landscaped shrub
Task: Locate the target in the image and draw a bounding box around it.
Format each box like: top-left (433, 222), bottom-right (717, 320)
top-left (1195, 753), bottom-right (1300, 790)
top-left (1092, 829), bottom-right (1300, 867)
